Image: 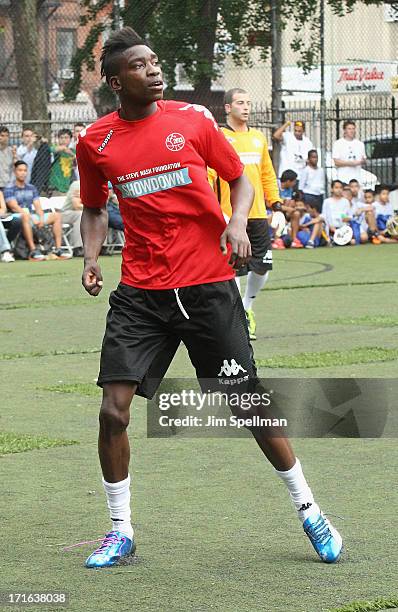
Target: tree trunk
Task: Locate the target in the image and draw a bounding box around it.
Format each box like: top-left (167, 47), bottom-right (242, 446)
top-left (10, 0), bottom-right (49, 138)
top-left (192, 0), bottom-right (220, 102)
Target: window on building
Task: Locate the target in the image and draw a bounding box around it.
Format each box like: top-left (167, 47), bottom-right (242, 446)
top-left (56, 29), bottom-right (76, 79)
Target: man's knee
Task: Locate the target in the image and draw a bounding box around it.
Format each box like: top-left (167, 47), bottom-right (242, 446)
top-left (99, 394), bottom-right (131, 433)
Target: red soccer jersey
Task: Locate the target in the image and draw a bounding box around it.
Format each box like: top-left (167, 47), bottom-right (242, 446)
top-left (76, 100), bottom-right (244, 289)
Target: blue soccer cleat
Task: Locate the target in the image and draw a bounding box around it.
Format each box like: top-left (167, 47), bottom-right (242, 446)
top-left (303, 512), bottom-right (343, 563)
top-left (85, 531), bottom-right (136, 568)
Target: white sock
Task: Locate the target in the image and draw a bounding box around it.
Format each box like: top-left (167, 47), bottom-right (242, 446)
top-left (275, 458), bottom-right (320, 522)
top-left (102, 474), bottom-right (134, 539)
top-left (235, 275), bottom-right (241, 293)
top-left (242, 271), bottom-right (269, 311)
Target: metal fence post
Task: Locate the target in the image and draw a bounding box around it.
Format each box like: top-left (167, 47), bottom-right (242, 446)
top-left (392, 96), bottom-right (396, 186)
top-left (335, 98), bottom-right (340, 142)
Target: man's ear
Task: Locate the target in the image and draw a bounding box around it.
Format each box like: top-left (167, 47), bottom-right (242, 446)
top-left (225, 103), bottom-right (231, 115)
top-left (109, 76), bottom-right (121, 92)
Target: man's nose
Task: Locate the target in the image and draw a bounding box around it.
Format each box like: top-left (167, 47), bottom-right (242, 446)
top-left (147, 62), bottom-right (161, 76)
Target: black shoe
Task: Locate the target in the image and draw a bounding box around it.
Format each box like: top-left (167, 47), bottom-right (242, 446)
top-left (73, 247), bottom-right (84, 257)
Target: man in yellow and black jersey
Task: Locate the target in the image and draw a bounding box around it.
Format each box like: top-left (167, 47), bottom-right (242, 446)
top-left (209, 88), bottom-right (283, 340)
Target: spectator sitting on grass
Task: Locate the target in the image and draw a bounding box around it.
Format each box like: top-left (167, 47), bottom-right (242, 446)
top-left (350, 188), bottom-right (381, 245)
top-left (342, 184), bottom-right (369, 245)
top-left (296, 200), bottom-right (325, 249)
top-left (273, 169), bottom-right (303, 249)
top-left (373, 184), bottom-right (398, 244)
top-left (300, 149), bottom-right (325, 213)
top-left (4, 160), bottom-right (71, 260)
top-left (49, 128), bottom-right (75, 195)
top-left (321, 179), bottom-right (352, 242)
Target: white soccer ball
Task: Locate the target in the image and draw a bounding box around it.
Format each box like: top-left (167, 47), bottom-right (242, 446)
top-left (333, 224), bottom-right (353, 246)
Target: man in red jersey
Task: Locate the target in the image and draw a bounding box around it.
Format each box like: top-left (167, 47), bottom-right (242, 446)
top-left (78, 27), bottom-right (342, 568)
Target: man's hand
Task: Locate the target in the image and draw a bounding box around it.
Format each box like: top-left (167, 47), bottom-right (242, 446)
top-left (220, 217), bottom-right (251, 269)
top-left (82, 260), bottom-right (103, 296)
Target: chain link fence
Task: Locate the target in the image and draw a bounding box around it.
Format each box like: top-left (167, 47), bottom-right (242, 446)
top-left (1, 0), bottom-right (398, 195)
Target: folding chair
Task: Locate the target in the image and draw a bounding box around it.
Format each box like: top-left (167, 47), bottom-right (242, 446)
top-left (103, 228), bottom-right (125, 255)
top-left (40, 196), bottom-right (73, 257)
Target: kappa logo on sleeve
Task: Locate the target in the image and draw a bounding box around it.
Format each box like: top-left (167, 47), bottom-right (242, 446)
top-left (179, 104), bottom-right (218, 130)
top-left (97, 129), bottom-right (114, 153)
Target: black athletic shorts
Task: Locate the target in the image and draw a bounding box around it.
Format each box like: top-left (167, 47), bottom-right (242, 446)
top-left (97, 280), bottom-right (259, 399)
top-left (237, 218), bottom-right (273, 277)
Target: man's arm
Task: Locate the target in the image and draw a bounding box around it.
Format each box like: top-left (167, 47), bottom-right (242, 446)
top-left (81, 206), bottom-right (108, 296)
top-left (32, 198), bottom-right (45, 227)
top-left (272, 121), bottom-right (290, 142)
top-left (5, 197), bottom-right (24, 214)
top-left (220, 174), bottom-right (253, 268)
top-left (0, 191), bottom-right (7, 215)
top-left (333, 158), bottom-right (361, 168)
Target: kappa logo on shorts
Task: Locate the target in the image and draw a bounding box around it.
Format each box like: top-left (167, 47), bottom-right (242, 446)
top-left (218, 359), bottom-right (247, 377)
top-left (262, 249), bottom-right (273, 264)
top-left (165, 132), bottom-right (185, 152)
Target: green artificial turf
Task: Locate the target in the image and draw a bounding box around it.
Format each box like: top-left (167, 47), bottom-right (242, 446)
top-left (0, 432), bottom-right (78, 455)
top-left (329, 599), bottom-right (398, 612)
top-left (0, 246), bottom-right (397, 612)
top-left (256, 347), bottom-right (398, 369)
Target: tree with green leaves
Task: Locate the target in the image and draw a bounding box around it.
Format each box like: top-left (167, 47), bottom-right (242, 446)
top-left (64, 0), bottom-right (386, 105)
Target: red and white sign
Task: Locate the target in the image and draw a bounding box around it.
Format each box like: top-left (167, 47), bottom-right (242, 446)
top-left (333, 63), bottom-right (394, 94)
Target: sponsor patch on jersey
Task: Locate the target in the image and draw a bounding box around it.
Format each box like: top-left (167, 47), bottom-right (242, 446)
top-left (116, 168), bottom-right (192, 198)
top-left (165, 132), bottom-right (185, 152)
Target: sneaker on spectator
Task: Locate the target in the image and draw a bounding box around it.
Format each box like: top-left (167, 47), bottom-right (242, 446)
top-left (291, 238), bottom-right (304, 248)
top-left (51, 248), bottom-right (72, 260)
top-left (1, 250), bottom-right (15, 263)
top-left (29, 249), bottom-right (45, 261)
top-left (371, 235), bottom-right (381, 245)
top-left (305, 240), bottom-right (315, 249)
top-left (272, 237), bottom-right (285, 250)
top-left (73, 247), bottom-right (84, 257)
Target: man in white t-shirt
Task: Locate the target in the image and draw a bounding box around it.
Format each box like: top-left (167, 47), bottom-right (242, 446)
top-left (273, 120), bottom-right (313, 182)
top-left (332, 120), bottom-right (366, 184)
